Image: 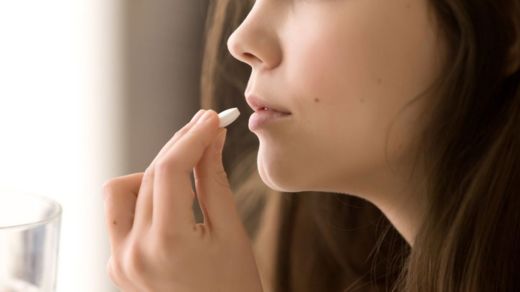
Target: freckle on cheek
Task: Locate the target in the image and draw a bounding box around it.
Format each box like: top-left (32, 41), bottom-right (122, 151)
top-left (377, 78), bottom-right (383, 85)
top-left (314, 98), bottom-right (320, 103)
top-left (112, 220), bottom-right (117, 225)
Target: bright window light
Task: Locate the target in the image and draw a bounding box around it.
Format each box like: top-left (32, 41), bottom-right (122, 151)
top-left (0, 1), bottom-right (122, 291)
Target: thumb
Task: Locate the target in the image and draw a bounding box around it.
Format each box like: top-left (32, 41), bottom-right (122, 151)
top-left (194, 128), bottom-right (240, 231)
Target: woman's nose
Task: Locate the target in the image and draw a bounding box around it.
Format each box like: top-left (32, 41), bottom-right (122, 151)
top-left (226, 11), bottom-right (282, 70)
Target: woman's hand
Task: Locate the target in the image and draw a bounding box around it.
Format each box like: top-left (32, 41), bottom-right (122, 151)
top-left (102, 110), bottom-right (263, 292)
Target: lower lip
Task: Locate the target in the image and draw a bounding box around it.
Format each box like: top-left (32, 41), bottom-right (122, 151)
top-left (249, 110), bottom-right (291, 131)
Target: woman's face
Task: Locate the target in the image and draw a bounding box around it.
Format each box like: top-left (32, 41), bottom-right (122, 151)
top-left (227, 0), bottom-right (445, 197)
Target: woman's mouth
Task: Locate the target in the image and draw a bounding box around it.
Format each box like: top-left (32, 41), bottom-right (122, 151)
top-left (248, 108), bottom-right (291, 131)
top-left (245, 95), bottom-right (292, 131)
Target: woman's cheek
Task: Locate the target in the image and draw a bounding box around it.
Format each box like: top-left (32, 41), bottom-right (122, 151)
top-left (258, 20), bottom-right (387, 191)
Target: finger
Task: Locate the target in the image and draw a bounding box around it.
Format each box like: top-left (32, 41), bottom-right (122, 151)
top-left (102, 173), bottom-right (143, 252)
top-left (193, 128), bottom-right (239, 232)
top-left (149, 109), bottom-right (205, 167)
top-left (153, 110), bottom-right (221, 232)
top-left (134, 109), bottom-right (205, 230)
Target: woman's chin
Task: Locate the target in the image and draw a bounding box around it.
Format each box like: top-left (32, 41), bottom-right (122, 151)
top-left (257, 153), bottom-right (305, 193)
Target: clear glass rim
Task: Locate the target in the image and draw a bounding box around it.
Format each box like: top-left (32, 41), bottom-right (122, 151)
top-left (0, 192), bottom-right (62, 231)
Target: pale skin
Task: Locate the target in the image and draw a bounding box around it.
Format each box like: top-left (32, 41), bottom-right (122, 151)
top-left (227, 0), bottom-right (445, 244)
top-left (103, 0), bottom-right (446, 290)
top-left (103, 111), bottom-right (263, 291)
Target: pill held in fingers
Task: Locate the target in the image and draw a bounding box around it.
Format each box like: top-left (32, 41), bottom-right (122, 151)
top-left (218, 108), bottom-right (240, 128)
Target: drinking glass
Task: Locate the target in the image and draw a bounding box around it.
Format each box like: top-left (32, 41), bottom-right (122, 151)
top-left (0, 192), bottom-right (62, 292)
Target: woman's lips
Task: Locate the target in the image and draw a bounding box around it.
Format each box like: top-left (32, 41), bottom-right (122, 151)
top-left (245, 95), bottom-right (291, 114)
top-left (248, 109), bottom-right (291, 131)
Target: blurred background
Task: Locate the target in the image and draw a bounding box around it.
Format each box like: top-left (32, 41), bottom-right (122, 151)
top-left (0, 0), bottom-right (209, 290)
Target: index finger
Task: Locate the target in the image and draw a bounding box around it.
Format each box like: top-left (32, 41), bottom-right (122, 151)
top-left (152, 110), bottom-right (221, 232)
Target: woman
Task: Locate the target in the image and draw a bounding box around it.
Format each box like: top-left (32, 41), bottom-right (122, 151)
top-left (102, 0), bottom-right (520, 291)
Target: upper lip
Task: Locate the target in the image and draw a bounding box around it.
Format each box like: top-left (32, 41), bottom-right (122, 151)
top-left (245, 95), bottom-right (291, 114)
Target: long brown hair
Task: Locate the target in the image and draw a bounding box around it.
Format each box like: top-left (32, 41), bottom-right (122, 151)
top-left (199, 0), bottom-right (520, 291)
top-left (398, 0), bottom-right (520, 291)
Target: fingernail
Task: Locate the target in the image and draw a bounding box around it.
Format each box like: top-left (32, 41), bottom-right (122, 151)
top-left (191, 110), bottom-right (205, 123)
top-left (197, 110), bottom-right (212, 124)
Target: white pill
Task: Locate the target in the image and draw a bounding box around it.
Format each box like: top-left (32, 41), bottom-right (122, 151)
top-left (218, 107), bottom-right (240, 128)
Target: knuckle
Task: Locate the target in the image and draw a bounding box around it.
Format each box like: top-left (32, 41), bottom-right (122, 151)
top-left (173, 127), bottom-right (188, 140)
top-left (107, 256), bottom-right (124, 284)
top-left (123, 244), bottom-right (146, 280)
top-left (102, 177), bottom-right (129, 201)
top-left (168, 126), bottom-right (190, 147)
top-left (153, 229), bottom-right (184, 253)
top-left (155, 156), bottom-right (180, 175)
top-left (102, 179), bottom-right (118, 197)
top-left (181, 130), bottom-right (207, 153)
